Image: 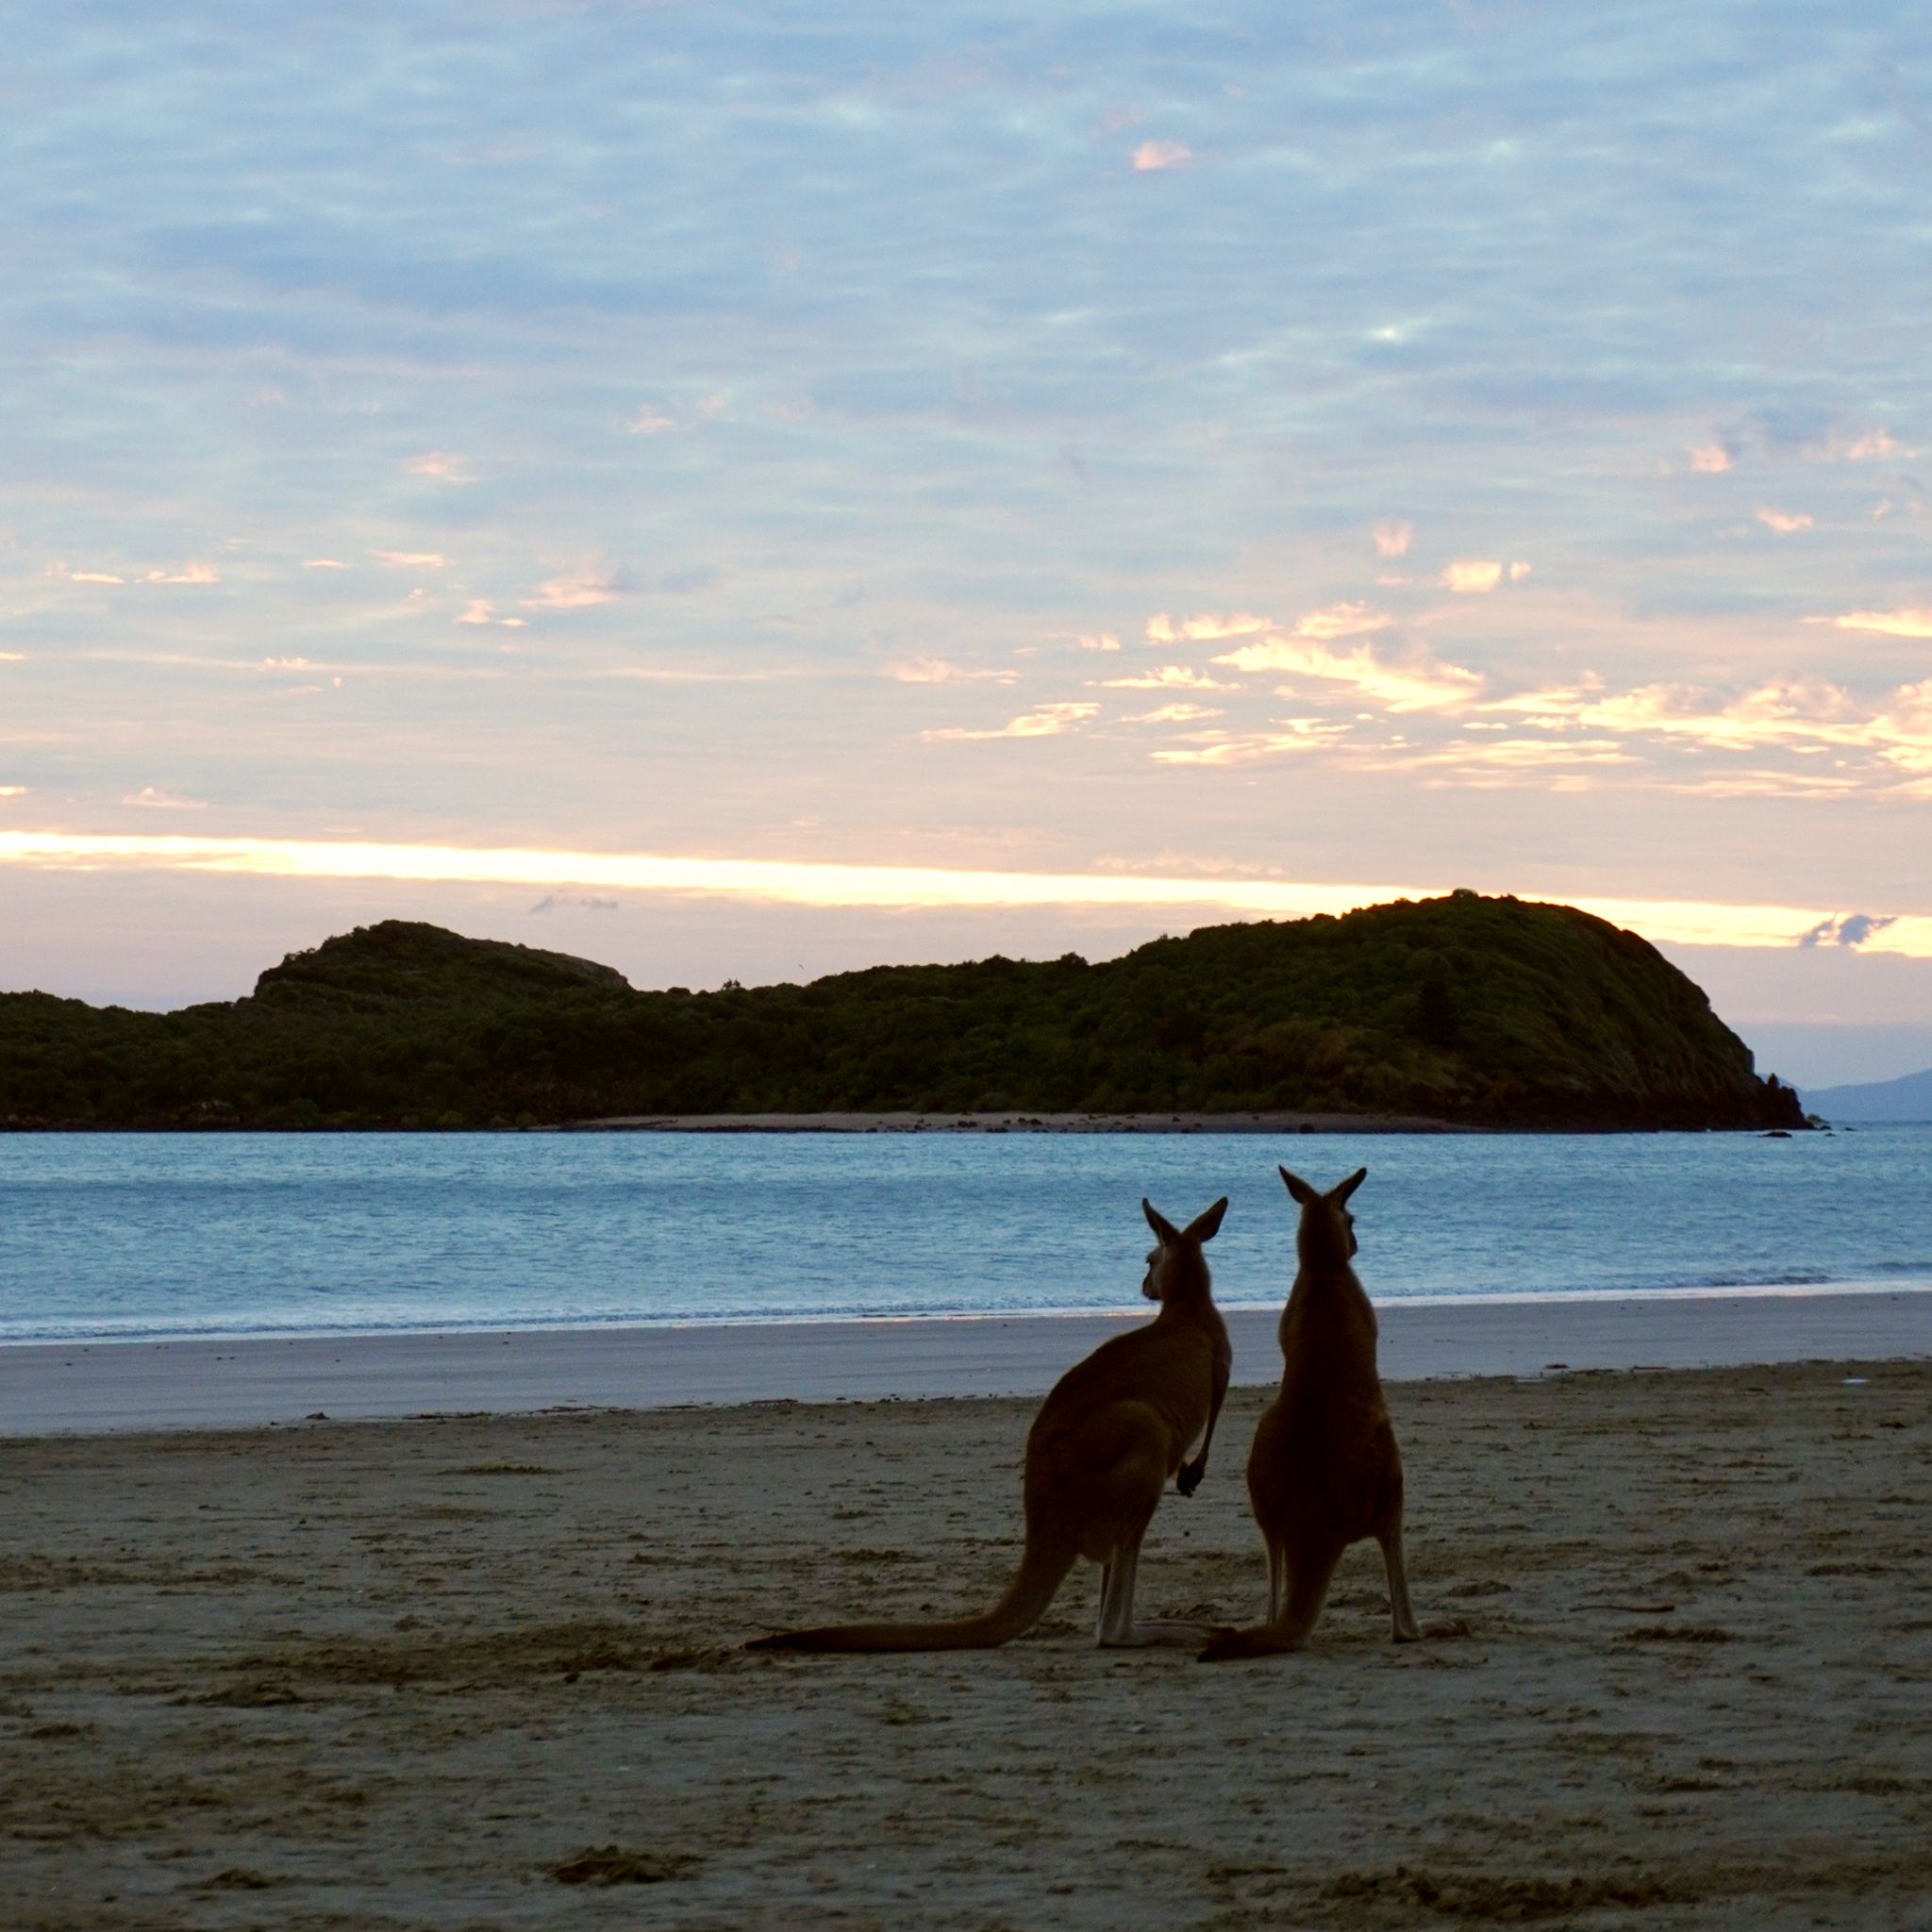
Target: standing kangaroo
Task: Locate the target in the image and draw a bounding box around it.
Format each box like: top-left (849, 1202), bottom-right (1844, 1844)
top-left (747, 1197), bottom-right (1233, 1653)
top-left (1198, 1167), bottom-right (1419, 1662)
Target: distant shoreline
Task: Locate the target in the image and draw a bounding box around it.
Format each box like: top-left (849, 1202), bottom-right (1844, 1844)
top-left (551, 1108), bottom-right (1481, 1134)
top-left (6, 1288), bottom-right (1925, 1434)
top-left (0, 1108), bottom-right (1824, 1134)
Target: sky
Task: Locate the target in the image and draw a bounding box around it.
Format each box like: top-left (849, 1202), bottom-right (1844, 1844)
top-left (1, 2), bottom-right (1928, 1088)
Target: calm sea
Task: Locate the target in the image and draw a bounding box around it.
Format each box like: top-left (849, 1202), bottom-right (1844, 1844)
top-left (1, 1127), bottom-right (1928, 1345)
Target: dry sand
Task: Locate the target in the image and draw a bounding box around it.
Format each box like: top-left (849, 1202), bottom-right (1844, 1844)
top-left (4, 1360), bottom-right (1930, 1929)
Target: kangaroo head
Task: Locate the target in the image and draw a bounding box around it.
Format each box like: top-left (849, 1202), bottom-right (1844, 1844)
top-left (1140, 1196), bottom-right (1229, 1301)
top-left (1278, 1165), bottom-right (1366, 1267)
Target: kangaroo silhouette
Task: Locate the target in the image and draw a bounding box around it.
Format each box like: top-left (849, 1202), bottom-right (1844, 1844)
top-left (1198, 1166), bottom-right (1419, 1661)
top-left (747, 1197), bottom-right (1233, 1652)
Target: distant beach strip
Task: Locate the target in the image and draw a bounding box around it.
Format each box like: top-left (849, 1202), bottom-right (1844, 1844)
top-left (3, 1289), bottom-right (1927, 1436)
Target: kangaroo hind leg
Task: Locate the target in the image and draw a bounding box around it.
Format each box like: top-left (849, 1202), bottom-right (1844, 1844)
top-left (1378, 1520), bottom-right (1421, 1642)
top-left (1094, 1518), bottom-right (1213, 1650)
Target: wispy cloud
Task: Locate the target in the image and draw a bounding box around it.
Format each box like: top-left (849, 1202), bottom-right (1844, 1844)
top-left (123, 787), bottom-right (208, 810)
top-left (520, 569), bottom-right (624, 610)
top-left (1820, 608), bottom-right (1932, 639)
top-left (1214, 637), bottom-right (1483, 712)
top-left (1149, 719), bottom-right (1350, 765)
top-left (1131, 140), bottom-right (1193, 172)
top-left (923, 702), bottom-right (1099, 741)
top-left (1122, 702), bottom-right (1223, 724)
top-left (1097, 665), bottom-right (1233, 691)
top-left (1688, 441), bottom-right (1734, 475)
top-left (1145, 609), bottom-right (1273, 643)
top-left (1441, 559), bottom-right (1508, 593)
top-left (887, 657), bottom-right (1020, 685)
top-left (1374, 520), bottom-right (1412, 558)
top-left (404, 451), bottom-right (475, 482)
top-left (1756, 507), bottom-right (1813, 534)
top-left (371, 550), bottom-right (451, 571)
top-left (142, 563), bottom-right (221, 585)
top-left (1817, 427), bottom-right (1899, 462)
top-left (1800, 912), bottom-right (1898, 947)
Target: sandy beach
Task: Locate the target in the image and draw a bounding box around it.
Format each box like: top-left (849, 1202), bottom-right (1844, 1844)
top-left (4, 1341), bottom-right (1930, 1929)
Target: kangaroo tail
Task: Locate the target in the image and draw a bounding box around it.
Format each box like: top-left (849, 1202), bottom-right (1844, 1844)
top-left (1196, 1621), bottom-right (1307, 1663)
top-left (746, 1536), bottom-right (1075, 1654)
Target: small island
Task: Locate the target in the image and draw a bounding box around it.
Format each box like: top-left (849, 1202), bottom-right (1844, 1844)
top-left (0, 891), bottom-right (1804, 1132)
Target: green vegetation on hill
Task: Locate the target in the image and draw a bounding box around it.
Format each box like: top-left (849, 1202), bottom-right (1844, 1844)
top-left (0, 894), bottom-right (1803, 1130)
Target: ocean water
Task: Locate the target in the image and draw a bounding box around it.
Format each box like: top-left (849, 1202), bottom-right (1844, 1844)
top-left (1, 1127), bottom-right (1928, 1345)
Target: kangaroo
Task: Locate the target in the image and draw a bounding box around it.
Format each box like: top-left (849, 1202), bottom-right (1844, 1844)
top-left (746, 1197), bottom-right (1233, 1653)
top-left (1198, 1166), bottom-right (1419, 1662)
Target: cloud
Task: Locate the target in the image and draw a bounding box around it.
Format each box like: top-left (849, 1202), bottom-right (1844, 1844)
top-left (1482, 674), bottom-right (1932, 775)
top-left (530, 892), bottom-right (618, 912)
top-left (1821, 428), bottom-right (1898, 462)
top-left (372, 550), bottom-right (451, 571)
top-left (458, 600), bottom-right (496, 625)
top-left (627, 394), bottom-right (727, 435)
top-left (1131, 140), bottom-right (1193, 172)
top-left (886, 657), bottom-right (1020, 685)
top-left (1122, 702), bottom-right (1223, 724)
top-left (141, 562), bottom-right (222, 585)
top-left (1799, 913), bottom-right (1899, 948)
top-left (0, 785), bottom-right (25, 797)
top-left (1756, 507), bottom-right (1813, 534)
top-left (123, 787), bottom-right (208, 810)
top-left (1145, 609), bottom-right (1275, 644)
top-left (1689, 442), bottom-right (1734, 474)
top-left (519, 569), bottom-right (624, 610)
top-left (302, 558), bottom-right (346, 570)
top-left (1097, 665), bottom-right (1233, 691)
top-left (1374, 520), bottom-right (1413, 558)
top-left (923, 702), bottom-right (1099, 741)
top-left (1290, 602), bottom-right (1391, 641)
top-left (1214, 637), bottom-right (1483, 712)
top-left (1149, 719), bottom-right (1349, 765)
top-left (404, 451), bottom-right (475, 482)
top-left (4, 831), bottom-right (1930, 958)
top-left (60, 565), bottom-right (125, 584)
top-left (1064, 631), bottom-right (1120, 652)
top-left (1821, 608), bottom-right (1932, 639)
top-left (1441, 559), bottom-right (1504, 594)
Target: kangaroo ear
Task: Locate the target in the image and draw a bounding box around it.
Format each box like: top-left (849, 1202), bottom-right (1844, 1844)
top-left (1279, 1166), bottom-right (1319, 1207)
top-left (1331, 1167), bottom-right (1368, 1206)
top-left (1183, 1197), bottom-right (1229, 1244)
top-left (1142, 1198), bottom-right (1181, 1245)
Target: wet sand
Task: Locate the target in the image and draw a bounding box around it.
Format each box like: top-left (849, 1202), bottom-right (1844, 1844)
top-left (5, 1288), bottom-right (1929, 1433)
top-left (4, 1359), bottom-right (1929, 1928)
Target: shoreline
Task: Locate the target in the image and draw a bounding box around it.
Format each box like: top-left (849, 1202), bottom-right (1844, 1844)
top-left (554, 1108), bottom-right (1481, 1133)
top-left (4, 1286), bottom-right (1926, 1436)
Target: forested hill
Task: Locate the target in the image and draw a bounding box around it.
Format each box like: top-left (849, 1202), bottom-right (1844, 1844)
top-left (0, 894), bottom-right (1804, 1131)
